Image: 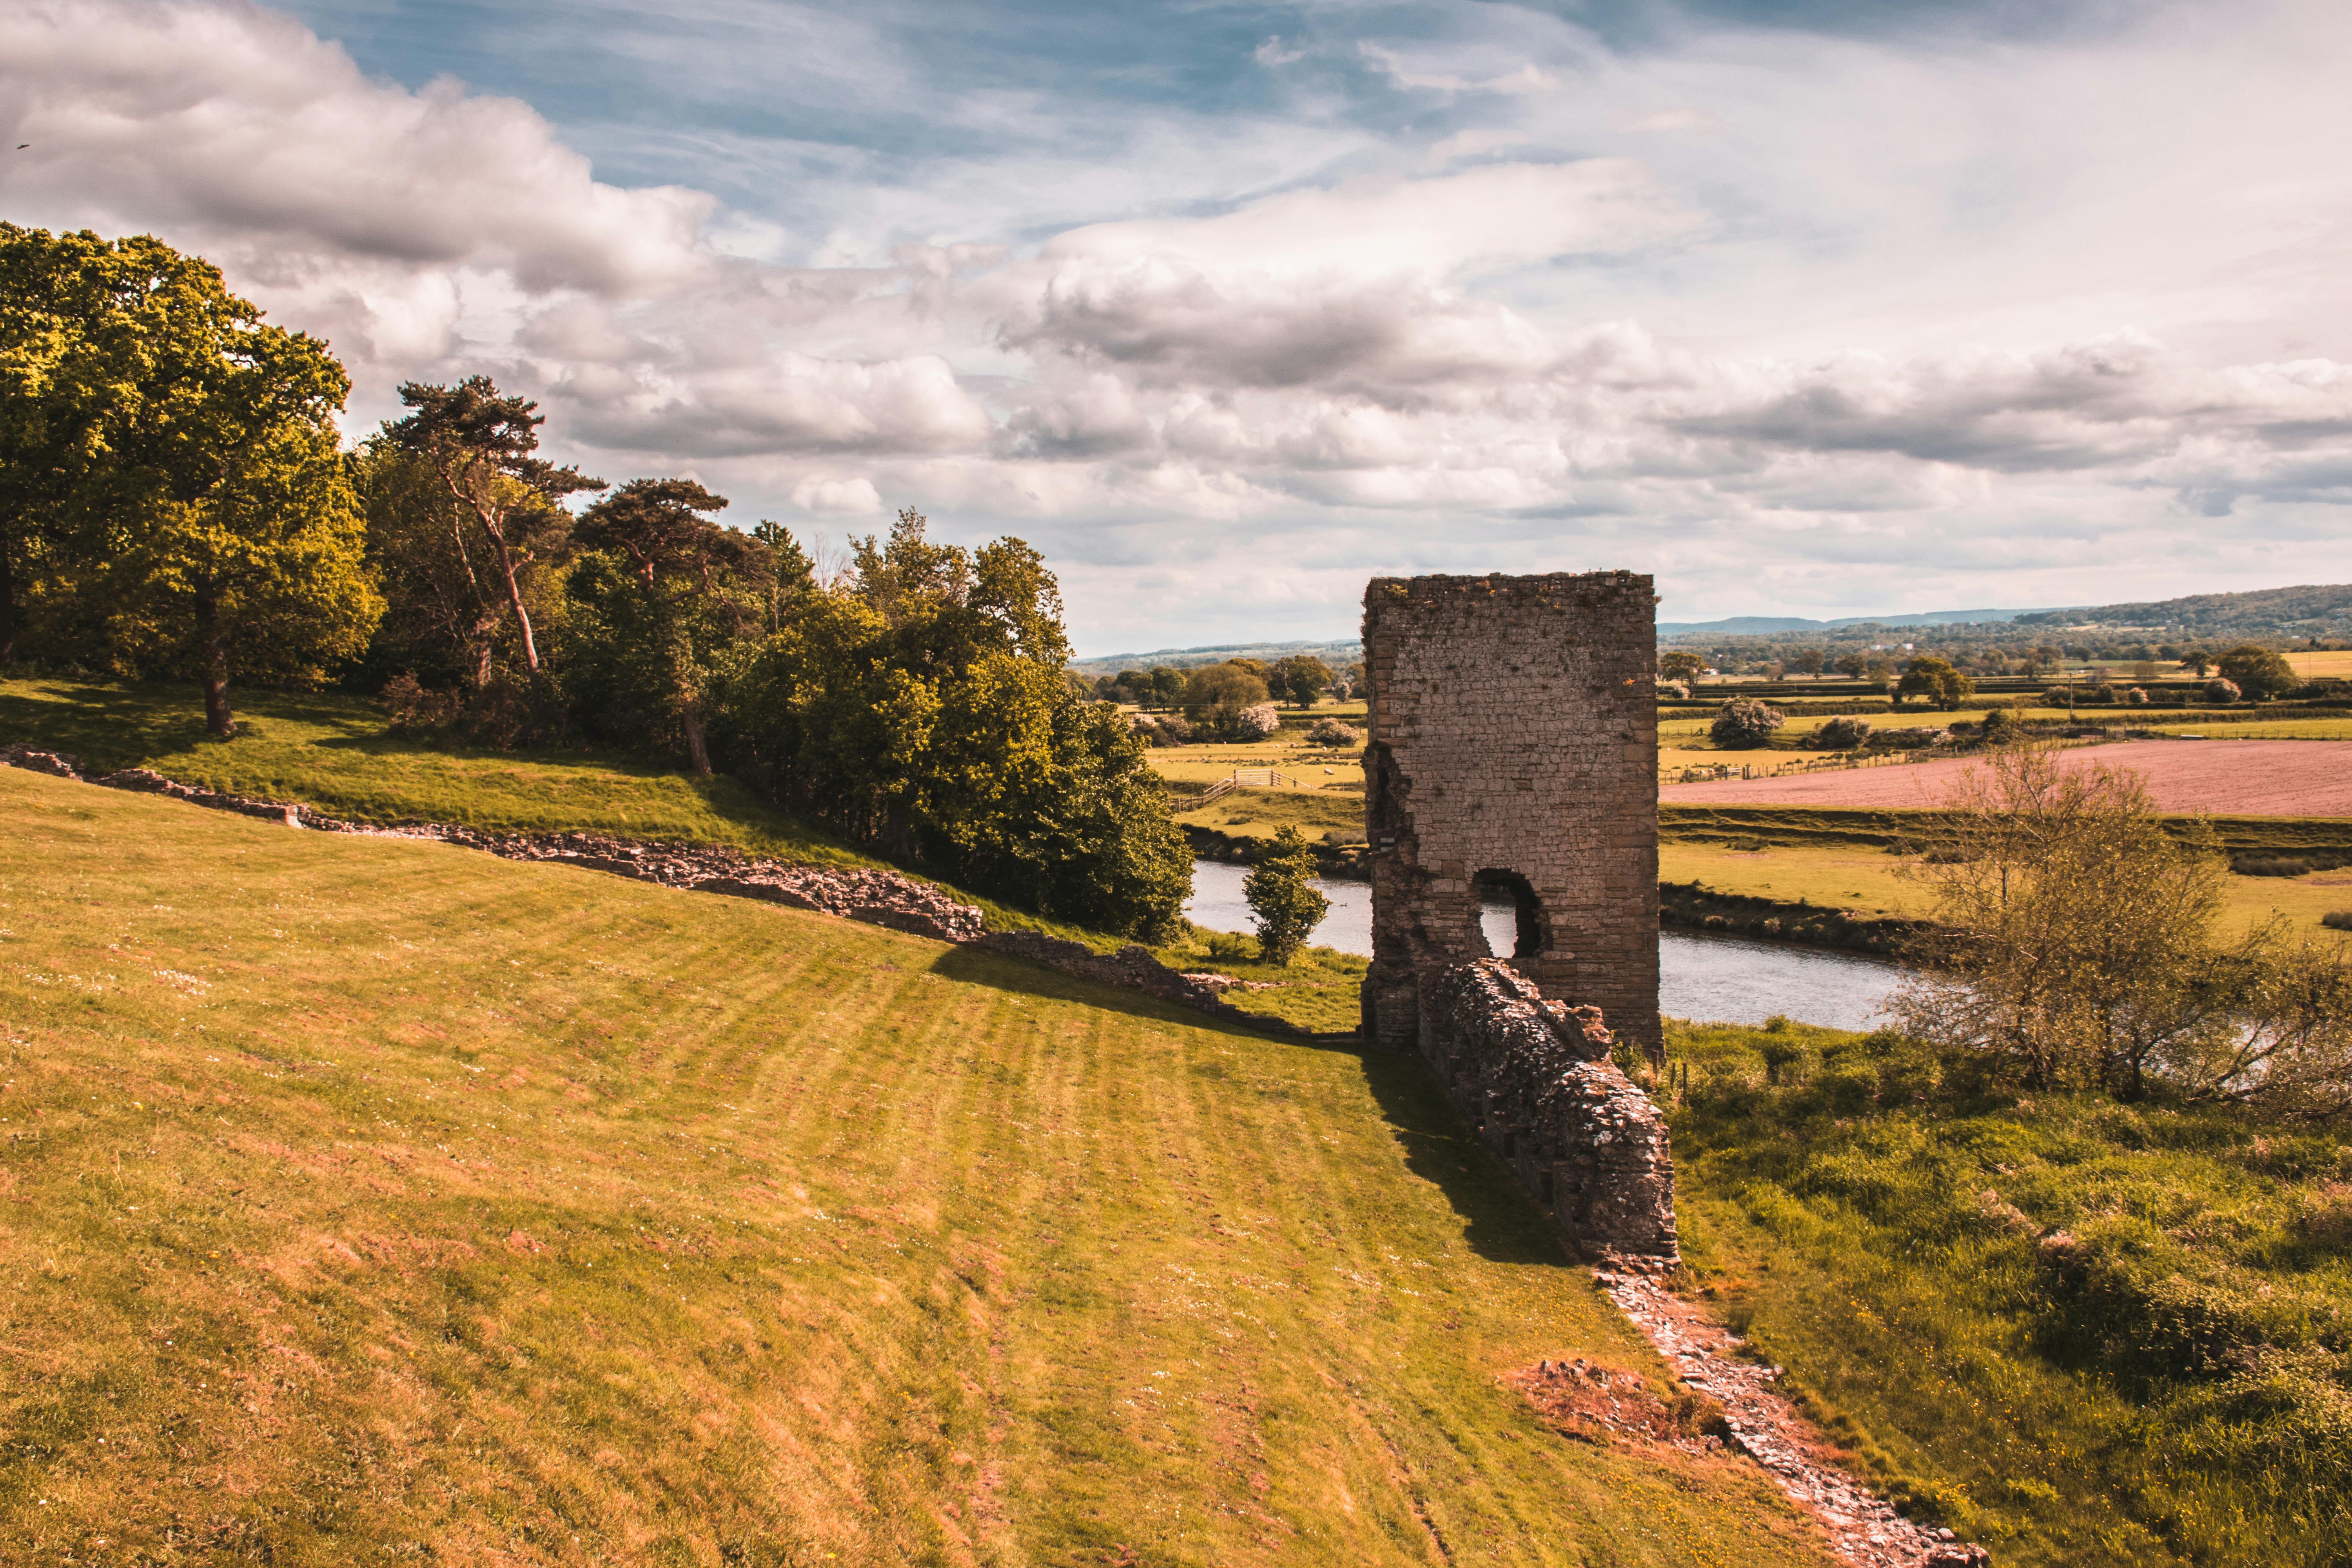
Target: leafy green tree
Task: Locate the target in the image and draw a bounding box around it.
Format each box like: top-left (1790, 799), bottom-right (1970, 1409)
top-left (1660, 650), bottom-right (1705, 684)
top-left (1791, 647), bottom-right (1826, 676)
top-left (1895, 655), bottom-right (1973, 710)
top-left (1834, 652), bottom-right (1868, 679)
top-left (385, 376), bottom-right (604, 675)
top-left (1817, 715), bottom-right (1872, 749)
top-left (724, 510), bottom-right (1187, 935)
top-left (2218, 643), bottom-right (2297, 701)
top-left (1183, 662), bottom-right (1272, 738)
top-left (1245, 827), bottom-right (1329, 966)
top-left (1149, 666), bottom-right (1186, 705)
top-left (26, 234), bottom-right (379, 733)
top-left (0, 223), bottom-right (118, 663)
top-left (1273, 654), bottom-right (1332, 706)
top-left (570, 479), bottom-right (768, 775)
top-left (1710, 697), bottom-right (1784, 749)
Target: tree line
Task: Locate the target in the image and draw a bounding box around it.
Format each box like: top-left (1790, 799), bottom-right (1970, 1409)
top-left (0, 225), bottom-right (1190, 936)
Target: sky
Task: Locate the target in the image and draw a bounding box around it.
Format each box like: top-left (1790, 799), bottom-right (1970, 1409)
top-left (2, 0), bottom-right (2348, 655)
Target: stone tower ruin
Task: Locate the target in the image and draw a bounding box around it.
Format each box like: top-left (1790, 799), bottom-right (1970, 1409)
top-left (1359, 570), bottom-right (1674, 1261)
top-left (1359, 570), bottom-right (1661, 1054)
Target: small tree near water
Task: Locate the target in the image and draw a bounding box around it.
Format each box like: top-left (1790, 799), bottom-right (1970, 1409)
top-left (1896, 745), bottom-right (2352, 1109)
top-left (1245, 828), bottom-right (1329, 966)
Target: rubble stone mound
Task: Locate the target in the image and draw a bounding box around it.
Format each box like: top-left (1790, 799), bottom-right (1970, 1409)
top-left (1420, 959), bottom-right (1677, 1261)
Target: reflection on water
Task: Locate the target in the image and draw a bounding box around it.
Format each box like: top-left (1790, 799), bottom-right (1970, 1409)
top-left (1183, 859), bottom-right (1900, 1033)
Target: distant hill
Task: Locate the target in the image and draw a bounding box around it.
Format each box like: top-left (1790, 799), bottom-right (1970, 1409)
top-left (2012, 583), bottom-right (2352, 633)
top-left (1659, 607), bottom-right (2065, 637)
top-left (1070, 639), bottom-right (1361, 675)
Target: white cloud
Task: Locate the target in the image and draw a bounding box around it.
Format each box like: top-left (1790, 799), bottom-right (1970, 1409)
top-left (6, 0), bottom-right (2352, 650)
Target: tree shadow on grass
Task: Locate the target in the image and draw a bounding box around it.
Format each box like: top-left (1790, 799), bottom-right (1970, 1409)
top-left (927, 942), bottom-right (1571, 1267)
top-left (0, 682), bottom-right (212, 769)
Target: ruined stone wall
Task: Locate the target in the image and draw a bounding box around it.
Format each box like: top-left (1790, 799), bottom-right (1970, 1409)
top-left (1359, 571), bottom-right (1660, 1054)
top-left (1419, 961), bottom-right (1676, 1260)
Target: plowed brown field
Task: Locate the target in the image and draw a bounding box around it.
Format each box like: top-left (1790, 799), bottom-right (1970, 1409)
top-left (1659, 739), bottom-right (2352, 817)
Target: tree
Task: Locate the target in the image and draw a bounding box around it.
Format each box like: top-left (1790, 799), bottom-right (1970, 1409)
top-left (724, 510), bottom-right (1187, 935)
top-left (2218, 643), bottom-right (2297, 701)
top-left (1149, 666), bottom-right (1186, 706)
top-left (1792, 647), bottom-right (1826, 676)
top-left (1895, 655), bottom-right (1973, 710)
top-left (2203, 677), bottom-right (2241, 704)
top-left (0, 224), bottom-right (114, 663)
top-left (1710, 697), bottom-right (1784, 749)
top-left (1896, 746), bottom-right (2352, 1109)
top-left (385, 376), bottom-right (605, 676)
top-left (1183, 662), bottom-right (1272, 738)
top-left (571, 478), bottom-right (768, 775)
top-left (1273, 654), bottom-right (1332, 707)
top-left (1660, 650), bottom-right (1705, 684)
top-left (47, 236), bottom-right (379, 733)
top-left (1245, 827), bottom-right (1329, 966)
top-left (1833, 652), bottom-right (1868, 679)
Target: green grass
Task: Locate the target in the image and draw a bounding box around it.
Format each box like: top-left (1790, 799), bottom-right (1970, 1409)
top-left (1666, 1019), bottom-right (2352, 1567)
top-left (1173, 786), bottom-right (1364, 845)
top-left (1659, 837), bottom-right (2352, 939)
top-left (0, 768), bottom-right (1829, 1565)
top-left (0, 674), bottom-right (858, 860)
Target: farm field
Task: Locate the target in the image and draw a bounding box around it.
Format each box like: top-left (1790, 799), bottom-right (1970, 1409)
top-left (0, 766), bottom-right (1827, 1566)
top-left (1173, 785), bottom-right (1363, 844)
top-left (1659, 839), bottom-right (2352, 938)
top-left (1661, 740), bottom-right (2352, 817)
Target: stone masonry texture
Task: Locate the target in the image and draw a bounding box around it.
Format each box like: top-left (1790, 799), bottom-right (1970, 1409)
top-left (1359, 570), bottom-right (1661, 1054)
top-left (1419, 960), bottom-right (1677, 1259)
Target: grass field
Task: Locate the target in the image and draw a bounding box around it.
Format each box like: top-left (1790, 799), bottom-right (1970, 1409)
top-left (0, 767), bottom-right (1830, 1565)
top-left (1667, 1018), bottom-right (2352, 1568)
top-left (1659, 838), bottom-right (2352, 938)
top-left (1172, 787), bottom-right (1364, 845)
top-left (0, 675), bottom-right (858, 862)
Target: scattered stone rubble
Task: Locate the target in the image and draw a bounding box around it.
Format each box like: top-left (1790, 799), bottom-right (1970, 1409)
top-left (1596, 1267), bottom-right (1991, 1568)
top-left (2, 741), bottom-right (1329, 1036)
top-left (1420, 959), bottom-right (1679, 1261)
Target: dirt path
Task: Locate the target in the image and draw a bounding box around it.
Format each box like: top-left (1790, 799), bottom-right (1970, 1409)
top-left (1597, 1268), bottom-right (1989, 1568)
top-left (1661, 739), bottom-right (2352, 816)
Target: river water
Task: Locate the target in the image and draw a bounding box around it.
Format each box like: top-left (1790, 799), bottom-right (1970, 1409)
top-left (1183, 859), bottom-right (1900, 1033)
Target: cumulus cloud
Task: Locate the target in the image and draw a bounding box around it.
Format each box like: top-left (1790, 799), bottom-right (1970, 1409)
top-left (6, 0), bottom-right (2351, 645)
top-left (0, 0), bottom-right (714, 295)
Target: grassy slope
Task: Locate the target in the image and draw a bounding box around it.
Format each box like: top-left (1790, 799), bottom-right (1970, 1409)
top-left (1664, 1018), bottom-right (2352, 1568)
top-left (0, 675), bottom-right (861, 860)
top-left (0, 676), bottom-right (1376, 1026)
top-left (1173, 787), bottom-right (1364, 844)
top-left (0, 769), bottom-right (1827, 1567)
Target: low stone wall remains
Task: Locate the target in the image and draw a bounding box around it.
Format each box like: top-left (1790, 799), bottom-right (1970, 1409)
top-left (4, 742), bottom-right (1323, 1037)
top-left (1418, 959), bottom-right (1678, 1263)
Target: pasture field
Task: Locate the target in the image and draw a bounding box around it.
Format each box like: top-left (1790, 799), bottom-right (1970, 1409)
top-left (1669, 1018), bottom-right (2352, 1568)
top-left (1172, 785), bottom-right (1363, 845)
top-left (2285, 650), bottom-right (2352, 677)
top-left (0, 768), bottom-right (1826, 1566)
top-left (1659, 838), bottom-right (2352, 938)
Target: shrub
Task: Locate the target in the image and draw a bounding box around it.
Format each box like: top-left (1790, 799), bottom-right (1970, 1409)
top-left (1657, 681), bottom-right (1690, 700)
top-left (1817, 715), bottom-right (1873, 750)
top-left (1979, 707), bottom-right (2023, 745)
top-left (381, 672), bottom-right (459, 733)
top-left (1307, 717), bottom-right (1361, 748)
top-left (1234, 702), bottom-right (1280, 740)
top-left (2043, 686), bottom-right (2072, 705)
top-left (2086, 683), bottom-right (2117, 704)
top-left (2325, 911), bottom-right (2352, 931)
top-left (2123, 688), bottom-right (2149, 706)
top-left (2204, 677), bottom-right (2242, 704)
top-left (1710, 697), bottom-right (1785, 749)
top-left (1244, 827), bottom-right (1330, 965)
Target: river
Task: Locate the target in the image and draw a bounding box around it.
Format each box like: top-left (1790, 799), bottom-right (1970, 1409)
top-left (1183, 860), bottom-right (1900, 1033)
